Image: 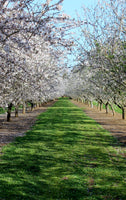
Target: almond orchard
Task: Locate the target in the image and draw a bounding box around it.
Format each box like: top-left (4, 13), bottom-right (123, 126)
top-left (0, 0), bottom-right (126, 121)
top-left (65, 0), bottom-right (126, 119)
top-left (0, 1), bottom-right (126, 199)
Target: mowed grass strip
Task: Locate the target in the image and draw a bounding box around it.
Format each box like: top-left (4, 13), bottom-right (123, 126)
top-left (0, 98), bottom-right (126, 200)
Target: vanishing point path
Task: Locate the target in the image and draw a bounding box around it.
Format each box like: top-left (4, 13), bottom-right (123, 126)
top-left (0, 98), bottom-right (126, 200)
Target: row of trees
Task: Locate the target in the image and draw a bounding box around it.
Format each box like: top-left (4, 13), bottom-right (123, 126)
top-left (65, 0), bottom-right (126, 119)
top-left (0, 0), bottom-right (75, 121)
top-left (1, 0), bottom-right (126, 121)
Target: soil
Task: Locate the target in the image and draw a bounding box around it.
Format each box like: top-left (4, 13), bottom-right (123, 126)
top-left (0, 101), bottom-right (56, 153)
top-left (71, 100), bottom-right (126, 147)
top-left (0, 99), bottom-right (126, 154)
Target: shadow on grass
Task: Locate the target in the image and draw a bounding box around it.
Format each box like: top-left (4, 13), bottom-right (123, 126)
top-left (0, 98), bottom-right (126, 200)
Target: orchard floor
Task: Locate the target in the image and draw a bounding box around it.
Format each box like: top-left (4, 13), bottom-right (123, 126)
top-left (0, 99), bottom-right (126, 153)
top-left (0, 101), bottom-right (56, 153)
top-left (72, 100), bottom-right (126, 147)
top-left (0, 98), bottom-right (126, 200)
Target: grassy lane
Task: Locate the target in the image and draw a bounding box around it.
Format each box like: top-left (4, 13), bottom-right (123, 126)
top-left (0, 98), bottom-right (126, 200)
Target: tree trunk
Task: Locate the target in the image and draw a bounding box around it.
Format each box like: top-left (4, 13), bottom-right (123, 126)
top-left (100, 102), bottom-right (102, 111)
top-left (7, 103), bottom-right (13, 122)
top-left (22, 102), bottom-right (26, 114)
top-left (31, 103), bottom-right (34, 111)
top-left (122, 107), bottom-right (125, 120)
top-left (15, 105), bottom-right (19, 117)
top-left (123, 106), bottom-right (126, 120)
top-left (36, 103), bottom-right (39, 108)
top-left (105, 102), bottom-right (109, 114)
top-left (90, 101), bottom-right (93, 108)
top-left (86, 100), bottom-right (89, 106)
top-left (109, 104), bottom-right (115, 116)
top-left (39, 103), bottom-right (41, 107)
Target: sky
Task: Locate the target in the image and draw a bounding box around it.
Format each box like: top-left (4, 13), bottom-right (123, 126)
top-left (62, 0), bottom-right (98, 18)
top-left (34, 0), bottom-right (99, 67)
top-left (61, 0), bottom-right (99, 68)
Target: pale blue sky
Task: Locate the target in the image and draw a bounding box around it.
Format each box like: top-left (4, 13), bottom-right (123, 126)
top-left (61, 0), bottom-right (99, 68)
top-left (34, 0), bottom-right (99, 67)
top-left (34, 0), bottom-right (98, 18)
top-left (62, 0), bottom-right (98, 18)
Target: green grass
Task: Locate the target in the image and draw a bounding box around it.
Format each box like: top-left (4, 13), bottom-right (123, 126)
top-left (0, 105), bottom-right (26, 114)
top-left (0, 98), bottom-right (126, 200)
top-left (0, 106), bottom-right (16, 114)
top-left (0, 107), bottom-right (6, 114)
top-left (93, 101), bottom-right (122, 114)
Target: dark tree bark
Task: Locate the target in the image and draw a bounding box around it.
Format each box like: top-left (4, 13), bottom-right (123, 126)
top-left (31, 103), bottom-right (34, 111)
top-left (15, 105), bottom-right (19, 117)
top-left (100, 102), bottom-right (102, 111)
top-left (7, 103), bottom-right (13, 122)
top-left (122, 107), bottom-right (126, 120)
top-left (114, 101), bottom-right (126, 119)
top-left (105, 102), bottom-right (109, 114)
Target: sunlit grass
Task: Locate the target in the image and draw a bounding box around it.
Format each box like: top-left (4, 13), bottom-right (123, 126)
top-left (93, 101), bottom-right (122, 114)
top-left (0, 98), bottom-right (126, 200)
top-left (0, 107), bottom-right (7, 114)
top-left (0, 106), bottom-right (21, 114)
top-left (0, 104), bottom-right (30, 114)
